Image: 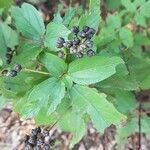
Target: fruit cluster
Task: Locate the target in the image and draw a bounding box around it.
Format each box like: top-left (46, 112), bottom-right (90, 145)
top-left (24, 127), bottom-right (55, 150)
top-left (56, 26), bottom-right (96, 59)
top-left (1, 64), bottom-right (22, 77)
top-left (5, 47), bottom-right (14, 64)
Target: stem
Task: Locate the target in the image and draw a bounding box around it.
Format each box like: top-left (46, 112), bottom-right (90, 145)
top-left (23, 68), bottom-right (50, 75)
top-left (138, 97), bottom-right (142, 150)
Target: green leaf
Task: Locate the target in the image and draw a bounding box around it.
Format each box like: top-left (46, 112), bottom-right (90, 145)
top-left (40, 52), bottom-right (67, 78)
top-left (0, 71), bottom-right (46, 98)
top-left (13, 43), bottom-right (42, 67)
top-left (59, 108), bottom-right (86, 147)
top-left (96, 74), bottom-right (139, 91)
top-left (121, 0), bottom-right (136, 13)
top-left (140, 1), bottom-right (150, 18)
top-left (68, 56), bottom-right (124, 85)
top-left (27, 77), bottom-right (65, 116)
top-left (119, 27), bottom-right (133, 47)
top-left (11, 3), bottom-right (45, 41)
top-left (0, 23), bottom-right (18, 64)
top-left (133, 0), bottom-right (146, 7)
top-left (128, 57), bottom-right (150, 90)
top-left (134, 12), bottom-right (146, 27)
top-left (63, 7), bottom-right (75, 26)
top-left (79, 0), bottom-right (101, 30)
top-left (106, 14), bottom-right (121, 29)
top-left (106, 0), bottom-right (121, 10)
top-left (0, 0), bottom-right (12, 8)
top-left (70, 85), bottom-right (126, 132)
top-left (0, 96), bottom-right (6, 110)
top-left (44, 22), bottom-right (70, 51)
top-left (115, 91), bottom-right (137, 114)
top-left (53, 12), bottom-right (63, 24)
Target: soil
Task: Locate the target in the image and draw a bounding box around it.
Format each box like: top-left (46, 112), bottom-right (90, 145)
top-left (0, 105), bottom-right (150, 150)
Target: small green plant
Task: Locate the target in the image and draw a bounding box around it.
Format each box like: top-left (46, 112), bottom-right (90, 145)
top-left (0, 0), bottom-right (150, 148)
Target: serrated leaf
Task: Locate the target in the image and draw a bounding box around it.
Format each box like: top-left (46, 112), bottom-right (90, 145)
top-left (79, 0), bottom-right (100, 30)
top-left (134, 12), bottom-right (146, 27)
top-left (140, 1), bottom-right (150, 18)
top-left (106, 0), bottom-right (121, 10)
top-left (44, 22), bottom-right (70, 51)
top-left (63, 7), bottom-right (75, 26)
top-left (96, 74), bottom-right (139, 91)
top-left (27, 77), bottom-right (65, 116)
top-left (115, 91), bottom-right (137, 114)
top-left (68, 56), bottom-right (124, 85)
top-left (128, 57), bottom-right (150, 90)
top-left (53, 12), bottom-right (63, 24)
top-left (0, 23), bottom-right (18, 64)
top-left (119, 27), bottom-right (133, 47)
top-left (59, 108), bottom-right (86, 147)
top-left (70, 85), bottom-right (126, 132)
top-left (0, 0), bottom-right (12, 8)
top-left (121, 0), bottom-right (136, 12)
top-left (106, 14), bottom-right (121, 29)
top-left (0, 71), bottom-right (46, 98)
top-left (40, 52), bottom-right (67, 77)
top-left (13, 43), bottom-right (42, 67)
top-left (11, 3), bottom-right (45, 41)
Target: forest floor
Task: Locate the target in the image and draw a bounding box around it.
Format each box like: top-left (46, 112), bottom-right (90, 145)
top-left (0, 105), bottom-right (150, 150)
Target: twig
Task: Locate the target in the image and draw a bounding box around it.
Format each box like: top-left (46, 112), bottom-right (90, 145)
top-left (23, 68), bottom-right (50, 76)
top-left (138, 97), bottom-right (142, 150)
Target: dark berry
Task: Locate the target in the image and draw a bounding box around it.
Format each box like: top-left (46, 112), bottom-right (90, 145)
top-left (35, 146), bottom-right (41, 150)
top-left (88, 28), bottom-right (96, 35)
top-left (49, 139), bottom-right (55, 147)
top-left (64, 41), bottom-right (73, 48)
top-left (25, 144), bottom-right (33, 150)
top-left (37, 138), bottom-right (44, 146)
top-left (28, 136), bottom-right (36, 146)
top-left (56, 42), bottom-right (63, 48)
top-left (36, 127), bottom-right (41, 133)
top-left (58, 51), bottom-right (65, 59)
top-left (71, 26), bottom-right (79, 34)
top-left (86, 40), bottom-right (93, 48)
top-left (43, 130), bottom-right (49, 137)
top-left (70, 46), bottom-right (77, 54)
top-left (7, 47), bottom-right (12, 53)
top-left (6, 53), bottom-right (12, 59)
top-left (9, 70), bottom-right (17, 77)
top-left (43, 144), bottom-right (50, 150)
top-left (73, 39), bottom-right (80, 45)
top-left (24, 135), bottom-right (30, 143)
top-left (79, 31), bottom-right (86, 38)
top-left (76, 52), bottom-right (83, 58)
top-left (87, 49), bottom-right (96, 57)
top-left (1, 70), bottom-right (8, 76)
top-left (83, 26), bottom-right (90, 32)
top-left (57, 37), bottom-right (65, 43)
top-left (31, 129), bottom-right (38, 136)
top-left (14, 64), bottom-right (22, 72)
